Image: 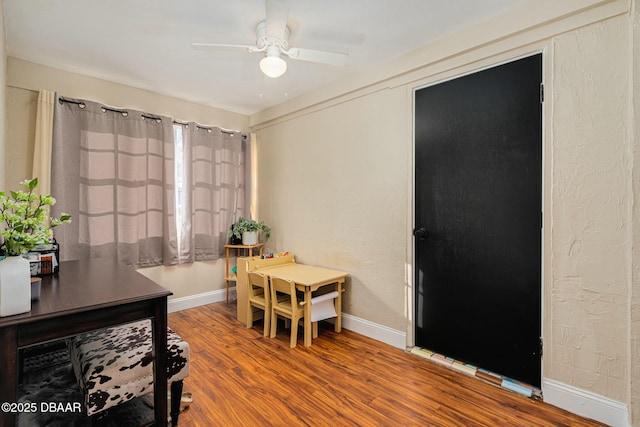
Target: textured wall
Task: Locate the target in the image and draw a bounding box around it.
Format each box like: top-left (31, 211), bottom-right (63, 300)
top-left (5, 87), bottom-right (37, 190)
top-left (550, 15), bottom-right (630, 401)
top-left (256, 88), bottom-right (409, 330)
top-left (632, 3), bottom-right (640, 424)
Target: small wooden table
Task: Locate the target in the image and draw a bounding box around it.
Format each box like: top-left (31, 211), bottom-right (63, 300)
top-left (0, 259), bottom-right (172, 426)
top-left (260, 263), bottom-right (348, 347)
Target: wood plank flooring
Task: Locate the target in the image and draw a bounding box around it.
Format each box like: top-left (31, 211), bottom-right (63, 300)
top-left (168, 302), bottom-right (606, 427)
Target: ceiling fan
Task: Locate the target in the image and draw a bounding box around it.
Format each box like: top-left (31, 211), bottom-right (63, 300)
top-left (192, 0), bottom-right (349, 78)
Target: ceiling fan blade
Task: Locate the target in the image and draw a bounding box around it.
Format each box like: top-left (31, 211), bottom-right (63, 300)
top-left (265, 0), bottom-right (289, 40)
top-left (191, 43), bottom-right (260, 53)
top-left (286, 48), bottom-right (348, 67)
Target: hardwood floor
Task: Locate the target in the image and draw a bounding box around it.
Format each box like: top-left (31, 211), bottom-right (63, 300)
top-left (169, 302), bottom-right (605, 427)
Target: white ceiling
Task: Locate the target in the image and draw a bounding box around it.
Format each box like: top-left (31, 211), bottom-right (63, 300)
top-left (3, 0), bottom-right (528, 116)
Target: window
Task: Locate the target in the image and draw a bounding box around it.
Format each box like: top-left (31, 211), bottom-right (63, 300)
top-left (172, 122), bottom-right (247, 263)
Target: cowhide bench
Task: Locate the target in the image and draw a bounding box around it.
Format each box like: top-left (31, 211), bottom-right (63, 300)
top-left (68, 320), bottom-right (190, 426)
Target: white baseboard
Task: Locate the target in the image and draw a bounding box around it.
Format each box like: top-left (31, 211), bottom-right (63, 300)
top-left (168, 287), bottom-right (236, 313)
top-left (335, 313), bottom-right (406, 349)
top-left (168, 289), bottom-right (407, 349)
top-left (542, 379), bottom-right (630, 427)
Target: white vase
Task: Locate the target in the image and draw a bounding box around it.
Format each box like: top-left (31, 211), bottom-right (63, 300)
top-left (0, 255), bottom-right (31, 317)
top-left (242, 231), bottom-right (258, 245)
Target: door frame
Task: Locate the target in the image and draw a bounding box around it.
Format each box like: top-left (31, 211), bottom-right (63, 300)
top-left (406, 48), bottom-right (548, 383)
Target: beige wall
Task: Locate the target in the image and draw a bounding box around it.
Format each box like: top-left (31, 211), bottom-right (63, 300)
top-left (632, 3), bottom-right (640, 425)
top-left (550, 13), bottom-right (630, 402)
top-left (257, 87), bottom-right (409, 330)
top-left (136, 260), bottom-right (227, 300)
top-left (5, 58), bottom-right (250, 300)
top-left (8, 58), bottom-right (249, 130)
top-left (6, 87), bottom-right (36, 189)
top-left (250, 0), bottom-right (638, 422)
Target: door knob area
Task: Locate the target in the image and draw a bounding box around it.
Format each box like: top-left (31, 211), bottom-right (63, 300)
top-left (414, 228), bottom-right (429, 238)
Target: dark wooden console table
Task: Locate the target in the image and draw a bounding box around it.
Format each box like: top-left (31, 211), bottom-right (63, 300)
top-left (0, 259), bottom-right (172, 426)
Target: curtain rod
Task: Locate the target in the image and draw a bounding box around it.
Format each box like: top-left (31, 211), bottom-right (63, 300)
top-left (195, 124), bottom-right (247, 139)
top-left (142, 113), bottom-right (162, 123)
top-left (58, 96), bottom-right (86, 108)
top-left (197, 124), bottom-right (237, 134)
top-left (59, 96), bottom-right (129, 116)
top-left (59, 96), bottom-right (247, 138)
top-left (101, 106), bottom-right (128, 116)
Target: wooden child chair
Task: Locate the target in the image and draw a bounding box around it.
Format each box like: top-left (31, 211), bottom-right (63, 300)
top-left (270, 277), bottom-right (305, 348)
top-left (247, 271), bottom-right (271, 336)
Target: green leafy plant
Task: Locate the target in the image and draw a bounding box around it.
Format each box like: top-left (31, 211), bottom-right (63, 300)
top-left (227, 217), bottom-right (271, 242)
top-left (0, 178), bottom-right (71, 256)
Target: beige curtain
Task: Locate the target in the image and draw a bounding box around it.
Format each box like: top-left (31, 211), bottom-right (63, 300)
top-left (177, 124), bottom-right (247, 262)
top-left (50, 96), bottom-right (178, 267)
top-left (32, 89), bottom-right (55, 195)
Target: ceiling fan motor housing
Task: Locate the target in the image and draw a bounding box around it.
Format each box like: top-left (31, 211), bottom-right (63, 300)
top-left (256, 20), bottom-right (289, 51)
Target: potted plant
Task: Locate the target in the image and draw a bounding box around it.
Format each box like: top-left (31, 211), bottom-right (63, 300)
top-left (227, 217), bottom-right (271, 245)
top-left (0, 178), bottom-right (71, 316)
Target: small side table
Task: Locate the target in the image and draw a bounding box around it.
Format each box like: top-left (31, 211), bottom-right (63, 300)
top-left (224, 244), bottom-right (264, 303)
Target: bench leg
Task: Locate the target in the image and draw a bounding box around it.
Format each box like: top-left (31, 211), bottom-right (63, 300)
top-left (91, 409), bottom-right (109, 426)
top-left (170, 380), bottom-right (184, 426)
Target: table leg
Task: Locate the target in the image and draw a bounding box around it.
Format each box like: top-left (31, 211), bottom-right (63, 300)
top-left (335, 281), bottom-right (343, 333)
top-left (152, 298), bottom-right (168, 426)
top-left (304, 288), bottom-right (312, 346)
top-left (0, 326), bottom-right (17, 426)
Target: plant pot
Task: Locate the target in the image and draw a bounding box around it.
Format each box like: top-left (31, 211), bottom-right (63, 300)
top-left (242, 231), bottom-right (258, 245)
top-left (229, 235), bottom-right (242, 245)
top-left (0, 255), bottom-right (31, 316)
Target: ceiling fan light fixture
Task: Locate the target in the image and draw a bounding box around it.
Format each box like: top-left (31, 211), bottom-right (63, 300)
top-left (260, 51), bottom-right (287, 78)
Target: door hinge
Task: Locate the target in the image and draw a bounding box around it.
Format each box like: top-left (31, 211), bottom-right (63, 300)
top-left (540, 83), bottom-right (544, 103)
top-left (539, 337), bottom-right (543, 357)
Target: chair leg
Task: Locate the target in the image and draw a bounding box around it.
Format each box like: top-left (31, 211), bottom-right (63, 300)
top-left (290, 317), bottom-right (299, 348)
top-left (313, 321), bottom-right (319, 339)
top-left (262, 308), bottom-right (270, 337)
top-left (270, 310), bottom-right (278, 338)
top-left (170, 380), bottom-right (184, 426)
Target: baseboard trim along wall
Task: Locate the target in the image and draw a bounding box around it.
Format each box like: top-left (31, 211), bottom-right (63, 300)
top-left (168, 290), bottom-right (629, 427)
top-left (542, 379), bottom-right (630, 427)
top-left (167, 288), bottom-right (406, 350)
top-left (168, 288), bottom-right (231, 313)
top-left (341, 313), bottom-right (406, 349)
